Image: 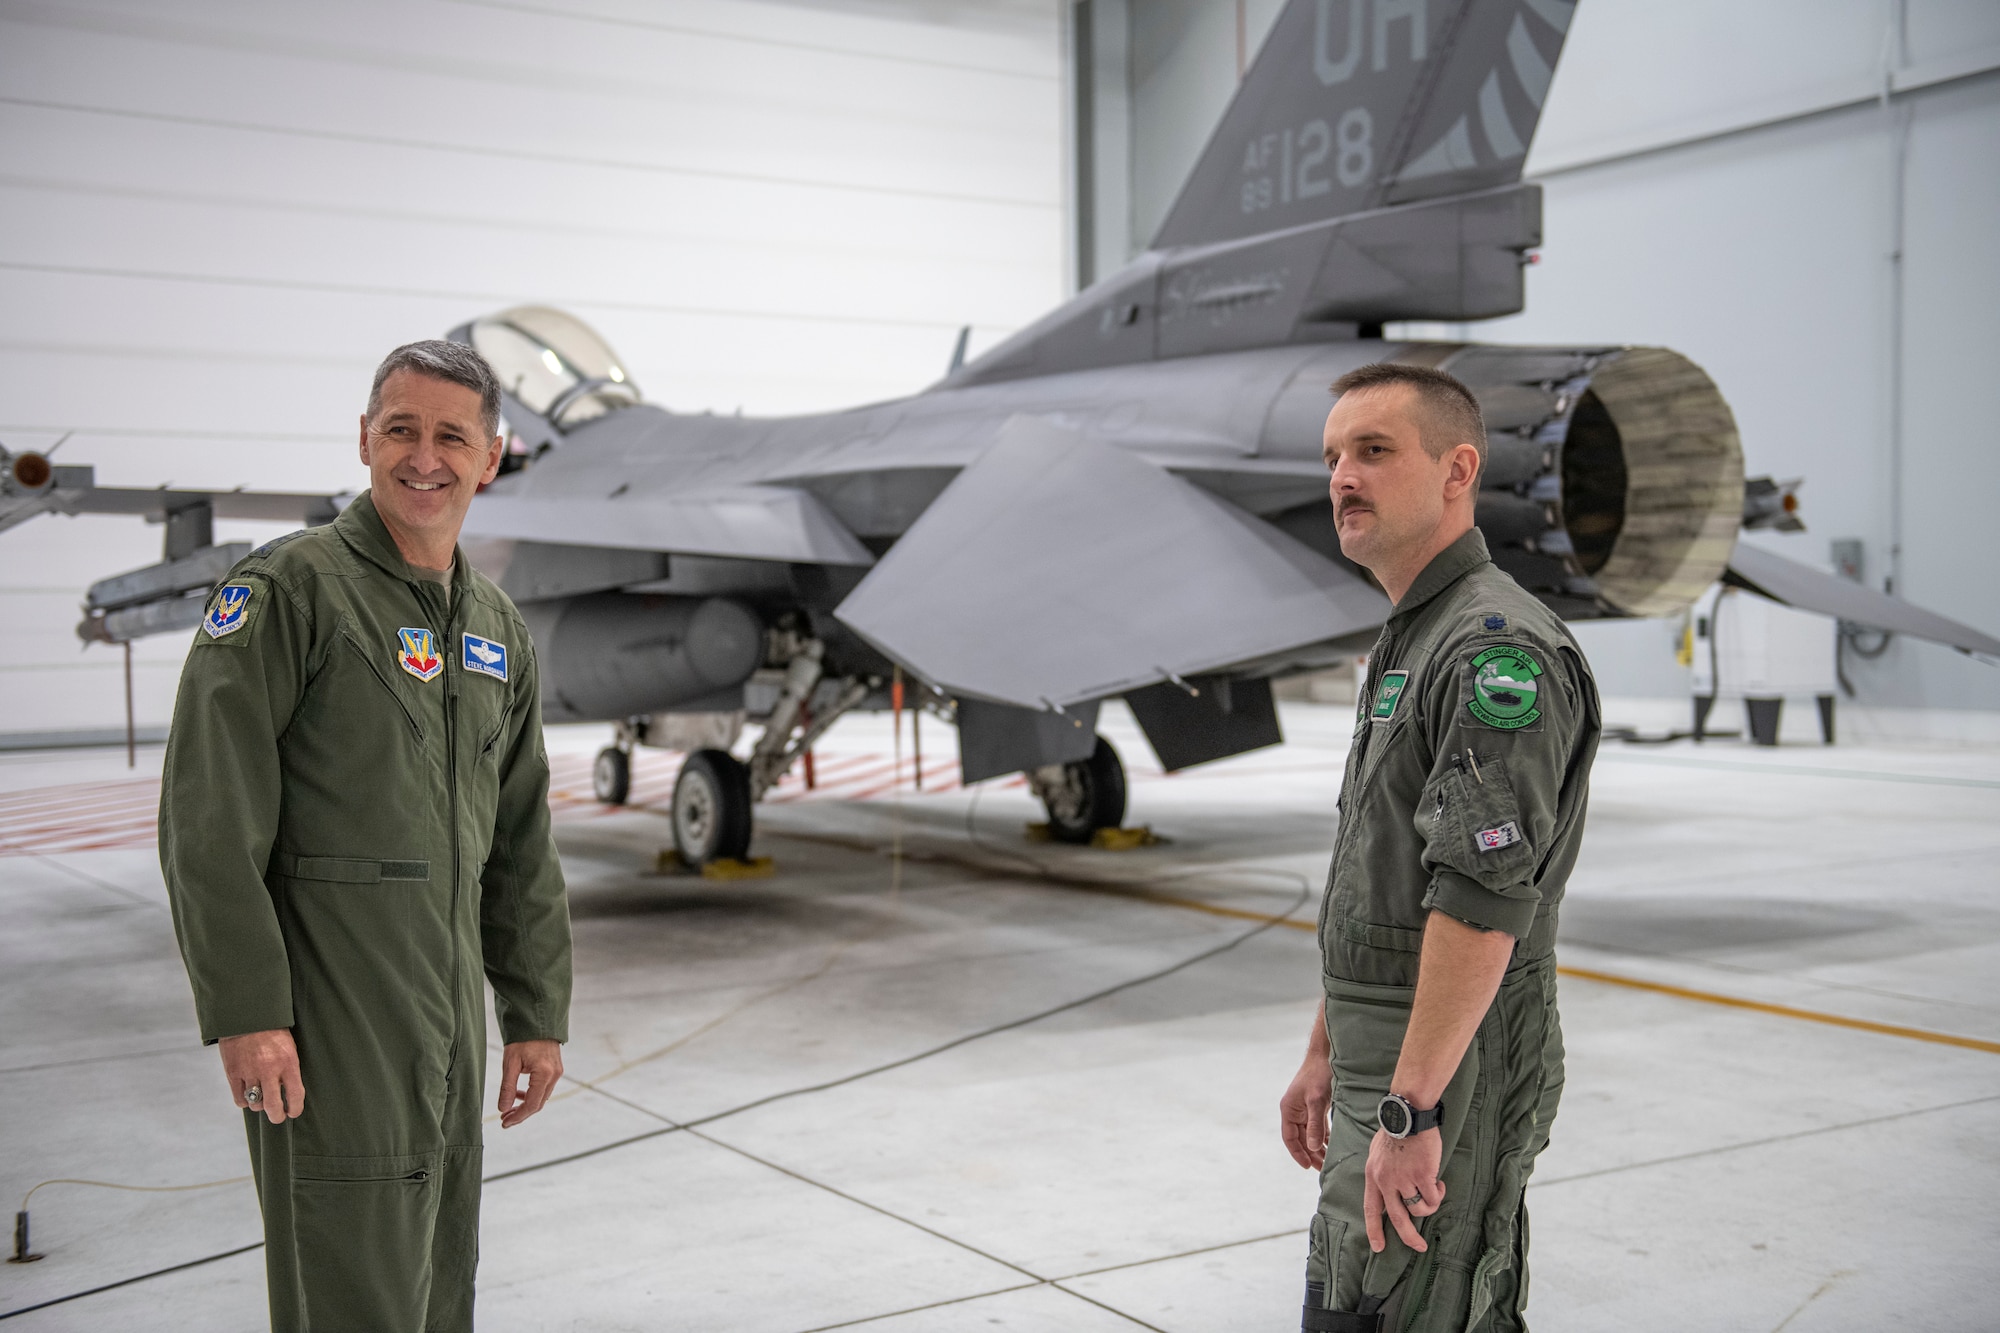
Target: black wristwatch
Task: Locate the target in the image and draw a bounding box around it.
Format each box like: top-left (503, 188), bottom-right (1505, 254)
top-left (1378, 1092), bottom-right (1442, 1139)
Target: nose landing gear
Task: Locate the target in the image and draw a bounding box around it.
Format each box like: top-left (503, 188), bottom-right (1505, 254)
top-left (592, 744), bottom-right (631, 804)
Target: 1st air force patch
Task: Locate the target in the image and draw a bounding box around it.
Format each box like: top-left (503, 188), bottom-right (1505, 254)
top-left (462, 633), bottom-right (508, 682)
top-left (202, 584), bottom-right (253, 639)
top-left (397, 627), bottom-right (444, 682)
top-left (1468, 645), bottom-right (1543, 729)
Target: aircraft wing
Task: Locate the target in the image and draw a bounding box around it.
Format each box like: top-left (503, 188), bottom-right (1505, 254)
top-left (462, 485), bottom-right (875, 566)
top-left (1724, 543), bottom-right (2000, 658)
top-left (0, 466), bottom-right (344, 536)
top-left (833, 416), bottom-right (1390, 710)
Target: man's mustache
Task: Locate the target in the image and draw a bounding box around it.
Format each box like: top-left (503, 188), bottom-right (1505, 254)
top-left (1336, 497), bottom-right (1372, 520)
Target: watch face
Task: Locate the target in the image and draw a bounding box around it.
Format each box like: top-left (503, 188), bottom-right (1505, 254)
top-left (1380, 1096), bottom-right (1410, 1137)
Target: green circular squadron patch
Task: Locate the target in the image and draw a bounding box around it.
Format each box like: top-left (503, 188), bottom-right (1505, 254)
top-left (1468, 645), bottom-right (1544, 729)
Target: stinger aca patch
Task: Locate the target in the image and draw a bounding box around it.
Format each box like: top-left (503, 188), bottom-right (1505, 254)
top-left (1468, 645), bottom-right (1543, 729)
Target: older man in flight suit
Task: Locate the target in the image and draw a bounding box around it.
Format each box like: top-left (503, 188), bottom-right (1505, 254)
top-left (160, 340), bottom-right (573, 1331)
top-left (1279, 363), bottom-right (1600, 1332)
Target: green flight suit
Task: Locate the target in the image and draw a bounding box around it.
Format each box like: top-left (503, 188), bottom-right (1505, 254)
top-left (1303, 529), bottom-right (1600, 1333)
top-left (159, 491), bottom-right (572, 1333)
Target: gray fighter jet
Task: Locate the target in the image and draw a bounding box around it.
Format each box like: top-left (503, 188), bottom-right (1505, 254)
top-left (6, 0), bottom-right (1996, 864)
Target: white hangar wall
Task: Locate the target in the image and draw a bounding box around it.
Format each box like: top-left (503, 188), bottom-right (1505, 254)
top-left (0, 0), bottom-right (1064, 745)
top-left (1076, 0), bottom-right (2000, 728)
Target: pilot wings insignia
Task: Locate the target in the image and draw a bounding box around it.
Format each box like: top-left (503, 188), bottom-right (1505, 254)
top-left (461, 632), bottom-right (508, 682)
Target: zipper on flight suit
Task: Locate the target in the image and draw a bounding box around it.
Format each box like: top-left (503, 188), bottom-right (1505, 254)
top-left (415, 578), bottom-right (465, 1090)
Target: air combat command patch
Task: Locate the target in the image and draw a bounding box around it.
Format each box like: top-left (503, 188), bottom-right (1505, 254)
top-left (397, 627), bottom-right (444, 682)
top-left (1468, 644), bottom-right (1543, 729)
top-left (202, 583), bottom-right (253, 639)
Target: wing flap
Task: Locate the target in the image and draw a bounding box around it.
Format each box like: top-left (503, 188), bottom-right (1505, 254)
top-left (1725, 543), bottom-right (2000, 658)
top-left (833, 416), bottom-right (1389, 710)
top-left (463, 485), bottom-right (875, 567)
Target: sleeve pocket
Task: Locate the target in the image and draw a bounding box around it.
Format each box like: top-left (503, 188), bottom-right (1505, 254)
top-left (1422, 752), bottom-right (1537, 885)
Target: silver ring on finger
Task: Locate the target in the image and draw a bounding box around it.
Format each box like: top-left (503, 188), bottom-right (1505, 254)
top-left (1403, 1193), bottom-right (1423, 1208)
top-left (246, 1085), bottom-right (263, 1104)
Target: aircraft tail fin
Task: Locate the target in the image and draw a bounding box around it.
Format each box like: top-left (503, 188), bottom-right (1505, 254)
top-left (1153, 0), bottom-right (1575, 250)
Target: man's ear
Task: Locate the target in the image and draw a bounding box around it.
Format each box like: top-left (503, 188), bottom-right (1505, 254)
top-left (1444, 442), bottom-right (1481, 500)
top-left (479, 435), bottom-right (505, 486)
top-left (358, 415), bottom-right (373, 466)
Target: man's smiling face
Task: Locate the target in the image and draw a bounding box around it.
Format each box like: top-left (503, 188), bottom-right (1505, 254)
top-left (358, 369), bottom-right (503, 564)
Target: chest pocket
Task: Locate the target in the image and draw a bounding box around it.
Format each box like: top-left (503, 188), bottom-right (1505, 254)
top-left (317, 626), bottom-right (426, 741)
top-left (1421, 751), bottom-right (1538, 884)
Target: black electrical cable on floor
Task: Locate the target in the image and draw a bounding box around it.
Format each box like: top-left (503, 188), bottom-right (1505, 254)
top-left (4, 790), bottom-right (1311, 1320)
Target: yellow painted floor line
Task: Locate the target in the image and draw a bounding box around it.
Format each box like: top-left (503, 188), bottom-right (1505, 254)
top-left (1072, 880), bottom-right (2000, 1057)
top-left (1553, 965), bottom-right (2000, 1054)
top-left (766, 826), bottom-right (2000, 1057)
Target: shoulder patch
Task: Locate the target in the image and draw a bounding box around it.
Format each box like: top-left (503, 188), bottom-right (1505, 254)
top-left (1483, 614), bottom-right (1507, 631)
top-left (461, 632), bottom-right (508, 682)
top-left (1467, 644), bottom-right (1543, 729)
top-left (201, 583), bottom-right (254, 639)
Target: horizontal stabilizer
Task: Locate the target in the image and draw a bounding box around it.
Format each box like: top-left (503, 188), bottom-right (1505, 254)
top-left (833, 416), bottom-right (1389, 710)
top-left (1725, 543), bottom-right (2000, 658)
top-left (464, 486), bottom-right (874, 567)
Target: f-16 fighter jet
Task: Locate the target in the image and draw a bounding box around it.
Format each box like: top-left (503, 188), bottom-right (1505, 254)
top-left (6, 0), bottom-right (1996, 864)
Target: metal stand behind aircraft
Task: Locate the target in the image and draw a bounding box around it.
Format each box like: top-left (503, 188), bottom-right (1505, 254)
top-left (5, 0), bottom-right (1995, 861)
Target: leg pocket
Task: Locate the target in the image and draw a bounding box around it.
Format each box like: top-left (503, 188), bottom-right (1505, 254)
top-left (292, 1153), bottom-right (441, 1333)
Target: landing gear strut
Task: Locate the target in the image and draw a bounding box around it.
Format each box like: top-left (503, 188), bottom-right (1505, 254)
top-left (671, 633), bottom-right (868, 866)
top-left (1029, 736), bottom-right (1127, 844)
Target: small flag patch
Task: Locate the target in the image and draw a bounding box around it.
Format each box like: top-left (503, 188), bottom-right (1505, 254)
top-left (462, 633), bottom-right (508, 682)
top-left (1476, 821), bottom-right (1522, 852)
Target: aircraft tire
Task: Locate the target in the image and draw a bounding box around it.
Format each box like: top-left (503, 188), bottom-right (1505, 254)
top-left (673, 748), bottom-right (754, 865)
top-left (593, 746), bottom-right (632, 805)
top-left (1045, 736), bottom-right (1127, 844)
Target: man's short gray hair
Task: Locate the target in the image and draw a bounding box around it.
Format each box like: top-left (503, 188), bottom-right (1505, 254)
top-left (367, 340), bottom-right (502, 440)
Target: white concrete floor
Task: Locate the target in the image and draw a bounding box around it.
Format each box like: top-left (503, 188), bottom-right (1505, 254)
top-left (2, 702), bottom-right (1997, 1331)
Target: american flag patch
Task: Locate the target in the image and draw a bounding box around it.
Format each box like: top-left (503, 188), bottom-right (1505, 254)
top-left (1476, 822), bottom-right (1521, 852)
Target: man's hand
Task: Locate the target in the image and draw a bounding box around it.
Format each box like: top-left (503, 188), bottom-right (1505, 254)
top-left (1363, 1127), bottom-right (1444, 1253)
top-left (497, 1040), bottom-right (562, 1128)
top-left (219, 1029), bottom-right (305, 1125)
top-left (1280, 1004), bottom-right (1334, 1169)
top-left (1280, 1051), bottom-right (1333, 1169)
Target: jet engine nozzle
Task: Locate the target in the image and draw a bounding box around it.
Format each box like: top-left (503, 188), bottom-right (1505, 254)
top-left (523, 592), bottom-right (765, 724)
top-left (1448, 344), bottom-right (1745, 620)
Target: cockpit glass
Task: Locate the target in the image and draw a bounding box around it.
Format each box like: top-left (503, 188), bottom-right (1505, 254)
top-left (469, 306), bottom-right (640, 428)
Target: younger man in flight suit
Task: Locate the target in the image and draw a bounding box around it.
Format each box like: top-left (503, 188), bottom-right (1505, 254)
top-left (1280, 363), bottom-right (1600, 1332)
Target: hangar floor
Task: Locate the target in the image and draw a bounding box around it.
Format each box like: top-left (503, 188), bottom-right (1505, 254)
top-left (3, 703), bottom-right (1997, 1331)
